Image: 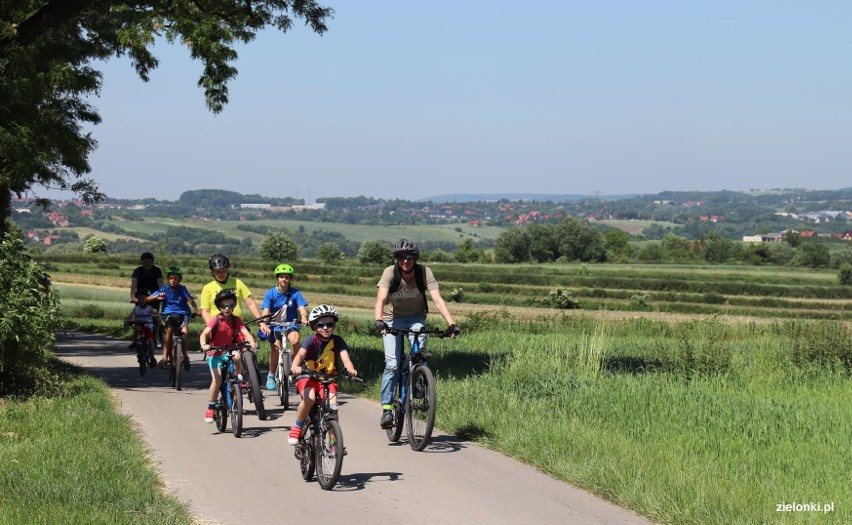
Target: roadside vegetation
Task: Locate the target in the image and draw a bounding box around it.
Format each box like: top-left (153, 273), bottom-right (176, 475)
top-left (13, 251), bottom-right (846, 524)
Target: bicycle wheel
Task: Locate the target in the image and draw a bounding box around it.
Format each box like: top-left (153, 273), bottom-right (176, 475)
top-left (300, 429), bottom-right (315, 481)
top-left (215, 388), bottom-right (227, 433)
top-left (316, 418), bottom-right (344, 490)
top-left (168, 363), bottom-right (176, 388)
top-left (230, 382), bottom-right (243, 438)
top-left (136, 337), bottom-right (146, 376)
top-left (243, 352), bottom-right (267, 420)
top-left (278, 350), bottom-right (290, 409)
top-left (406, 365), bottom-right (436, 451)
top-left (173, 337), bottom-right (184, 391)
top-left (385, 399), bottom-right (404, 442)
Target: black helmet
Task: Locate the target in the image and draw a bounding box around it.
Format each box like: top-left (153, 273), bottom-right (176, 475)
top-left (392, 239), bottom-right (419, 256)
top-left (208, 253), bottom-right (230, 270)
top-left (214, 289), bottom-right (237, 308)
top-left (140, 252), bottom-right (154, 261)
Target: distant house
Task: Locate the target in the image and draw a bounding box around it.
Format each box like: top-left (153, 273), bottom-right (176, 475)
top-left (43, 234), bottom-right (61, 246)
top-left (842, 231), bottom-right (852, 241)
top-left (800, 230), bottom-right (816, 237)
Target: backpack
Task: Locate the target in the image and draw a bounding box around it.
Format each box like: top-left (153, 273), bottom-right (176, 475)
top-left (209, 315), bottom-right (239, 345)
top-left (389, 263), bottom-right (428, 313)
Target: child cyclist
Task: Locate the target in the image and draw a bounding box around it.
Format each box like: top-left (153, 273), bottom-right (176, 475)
top-left (288, 304), bottom-right (357, 445)
top-left (127, 290), bottom-right (158, 368)
top-left (199, 289), bottom-right (258, 423)
top-left (257, 263), bottom-right (309, 391)
top-left (149, 266), bottom-right (199, 370)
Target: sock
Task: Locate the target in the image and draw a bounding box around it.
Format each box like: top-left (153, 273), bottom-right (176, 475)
top-left (237, 374), bottom-right (244, 381)
top-left (294, 419), bottom-right (304, 428)
top-left (208, 403), bottom-right (216, 409)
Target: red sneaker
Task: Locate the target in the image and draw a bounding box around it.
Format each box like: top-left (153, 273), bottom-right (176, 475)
top-left (204, 408), bottom-right (215, 423)
top-left (288, 425), bottom-right (303, 445)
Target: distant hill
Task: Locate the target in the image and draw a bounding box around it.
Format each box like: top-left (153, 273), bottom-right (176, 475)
top-left (422, 193), bottom-right (644, 203)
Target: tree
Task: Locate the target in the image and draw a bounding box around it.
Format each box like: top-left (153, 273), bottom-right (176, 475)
top-left (316, 242), bottom-right (345, 263)
top-left (0, 1), bottom-right (333, 236)
top-left (554, 218), bottom-right (606, 263)
top-left (358, 240), bottom-right (391, 265)
top-left (495, 227), bottom-right (531, 263)
top-left (259, 231), bottom-right (299, 261)
top-left (83, 236), bottom-right (106, 253)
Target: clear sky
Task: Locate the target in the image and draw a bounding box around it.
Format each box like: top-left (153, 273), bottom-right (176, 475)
top-left (47, 1), bottom-right (852, 202)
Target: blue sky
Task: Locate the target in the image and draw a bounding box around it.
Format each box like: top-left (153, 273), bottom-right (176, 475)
top-left (53, 1), bottom-right (852, 202)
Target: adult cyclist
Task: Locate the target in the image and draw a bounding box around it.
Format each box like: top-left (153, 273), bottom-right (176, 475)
top-left (200, 253), bottom-right (263, 324)
top-left (374, 240), bottom-right (460, 428)
top-left (130, 252), bottom-right (163, 348)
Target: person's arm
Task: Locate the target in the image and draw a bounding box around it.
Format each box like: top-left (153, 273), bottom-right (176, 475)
top-left (339, 349), bottom-right (357, 377)
top-left (130, 277), bottom-right (138, 303)
top-left (291, 348), bottom-right (306, 374)
top-left (374, 286), bottom-right (389, 331)
top-left (297, 306), bottom-right (309, 325)
top-left (240, 326), bottom-right (257, 348)
top-left (200, 285), bottom-right (212, 323)
top-left (429, 288), bottom-right (458, 336)
top-left (243, 296), bottom-right (262, 320)
top-left (185, 289), bottom-right (200, 316)
top-left (199, 326), bottom-right (211, 349)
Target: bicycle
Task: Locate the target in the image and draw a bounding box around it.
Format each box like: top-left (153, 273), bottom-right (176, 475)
top-left (162, 312), bottom-right (196, 391)
top-left (207, 342), bottom-right (252, 438)
top-left (382, 326), bottom-right (453, 451)
top-left (294, 368), bottom-right (360, 490)
top-left (124, 319), bottom-right (156, 376)
top-left (269, 320), bottom-right (301, 410)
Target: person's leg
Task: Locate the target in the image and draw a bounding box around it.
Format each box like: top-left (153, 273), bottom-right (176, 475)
top-left (266, 338), bottom-right (279, 390)
top-left (159, 325), bottom-right (174, 367)
top-left (205, 360), bottom-right (222, 423)
top-left (289, 381), bottom-right (315, 445)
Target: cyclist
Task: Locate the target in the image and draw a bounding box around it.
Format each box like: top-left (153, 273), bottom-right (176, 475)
top-left (149, 266), bottom-right (199, 370)
top-left (200, 253), bottom-right (262, 324)
top-left (130, 252), bottom-right (163, 348)
top-left (288, 304), bottom-right (358, 445)
top-left (126, 290), bottom-right (157, 368)
top-left (258, 263), bottom-right (309, 391)
top-left (374, 239), bottom-right (460, 428)
top-left (199, 289), bottom-right (258, 424)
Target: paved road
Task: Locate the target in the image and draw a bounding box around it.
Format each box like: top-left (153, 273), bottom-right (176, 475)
top-left (54, 332), bottom-right (652, 525)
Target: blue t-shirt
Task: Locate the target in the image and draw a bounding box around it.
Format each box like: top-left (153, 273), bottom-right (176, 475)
top-left (150, 284), bottom-right (194, 315)
top-left (261, 286), bottom-right (308, 331)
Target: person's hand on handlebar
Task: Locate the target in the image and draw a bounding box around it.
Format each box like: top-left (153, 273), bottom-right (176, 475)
top-left (375, 320), bottom-right (388, 333)
top-left (446, 324), bottom-right (461, 338)
top-left (201, 344), bottom-right (211, 352)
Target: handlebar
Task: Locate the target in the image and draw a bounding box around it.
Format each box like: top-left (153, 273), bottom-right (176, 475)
top-left (383, 326), bottom-right (457, 338)
top-left (293, 367), bottom-right (362, 383)
top-left (204, 341), bottom-right (253, 357)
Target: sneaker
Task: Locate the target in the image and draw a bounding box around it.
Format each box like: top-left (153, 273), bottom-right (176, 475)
top-left (204, 408), bottom-right (215, 423)
top-left (148, 358), bottom-right (157, 368)
top-left (288, 425), bottom-right (303, 446)
top-left (266, 373), bottom-right (276, 391)
top-left (157, 359), bottom-right (168, 370)
top-left (380, 410), bottom-right (394, 428)
top-left (182, 357), bottom-right (190, 371)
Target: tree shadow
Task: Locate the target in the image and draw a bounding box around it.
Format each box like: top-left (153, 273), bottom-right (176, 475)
top-left (602, 355), bottom-right (662, 374)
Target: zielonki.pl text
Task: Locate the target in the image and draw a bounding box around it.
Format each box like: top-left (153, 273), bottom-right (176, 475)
top-left (776, 502), bottom-right (834, 513)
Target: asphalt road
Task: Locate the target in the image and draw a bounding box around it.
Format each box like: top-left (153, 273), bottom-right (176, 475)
top-left (54, 332), bottom-right (652, 525)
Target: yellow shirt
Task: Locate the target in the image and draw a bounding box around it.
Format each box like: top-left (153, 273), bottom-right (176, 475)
top-left (200, 278), bottom-right (253, 318)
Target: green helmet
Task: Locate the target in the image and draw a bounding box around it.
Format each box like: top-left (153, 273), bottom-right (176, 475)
top-left (274, 263), bottom-right (294, 277)
top-left (165, 266), bottom-right (183, 277)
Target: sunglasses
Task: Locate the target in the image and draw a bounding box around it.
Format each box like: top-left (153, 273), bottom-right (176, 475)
top-left (396, 255), bottom-right (415, 262)
top-left (219, 303), bottom-right (235, 310)
top-left (314, 322), bottom-right (336, 329)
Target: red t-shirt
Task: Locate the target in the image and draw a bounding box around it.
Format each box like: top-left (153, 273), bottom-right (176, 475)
top-left (206, 314), bottom-right (245, 347)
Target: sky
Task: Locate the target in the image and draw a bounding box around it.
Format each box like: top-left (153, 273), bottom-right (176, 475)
top-left (39, 1), bottom-right (852, 202)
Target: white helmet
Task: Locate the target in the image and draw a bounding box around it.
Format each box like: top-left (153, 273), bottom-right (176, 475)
top-left (308, 304), bottom-right (340, 325)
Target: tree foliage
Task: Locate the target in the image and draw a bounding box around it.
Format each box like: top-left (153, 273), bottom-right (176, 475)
top-left (83, 235), bottom-right (106, 253)
top-left (0, 0), bottom-right (333, 235)
top-left (258, 231), bottom-right (299, 261)
top-left (358, 240), bottom-right (391, 265)
top-left (0, 232), bottom-right (59, 396)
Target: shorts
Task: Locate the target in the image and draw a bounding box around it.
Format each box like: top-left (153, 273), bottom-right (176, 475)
top-left (134, 323), bottom-right (154, 339)
top-left (207, 353), bottom-right (230, 370)
top-left (163, 314), bottom-right (189, 330)
top-left (295, 377), bottom-right (337, 399)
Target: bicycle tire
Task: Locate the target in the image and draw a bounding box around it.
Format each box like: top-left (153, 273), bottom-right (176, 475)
top-left (230, 382), bottom-right (243, 438)
top-left (300, 430), bottom-right (315, 481)
top-left (243, 352), bottom-right (267, 420)
top-left (278, 350), bottom-right (290, 409)
top-left (316, 418), bottom-right (344, 490)
top-left (136, 336), bottom-right (146, 376)
top-left (385, 400), bottom-right (403, 442)
top-left (173, 337), bottom-right (184, 391)
top-left (168, 364), bottom-right (176, 388)
top-left (406, 365), bottom-right (436, 451)
top-left (215, 388), bottom-right (227, 433)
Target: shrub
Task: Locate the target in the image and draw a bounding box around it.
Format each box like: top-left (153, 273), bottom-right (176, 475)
top-left (0, 233), bottom-right (59, 396)
top-left (839, 263), bottom-right (852, 285)
top-left (449, 288), bottom-right (465, 303)
top-left (358, 240), bottom-right (391, 264)
top-left (548, 287), bottom-right (579, 309)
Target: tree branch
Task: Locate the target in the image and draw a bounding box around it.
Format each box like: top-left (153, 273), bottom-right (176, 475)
top-left (13, 0), bottom-right (101, 46)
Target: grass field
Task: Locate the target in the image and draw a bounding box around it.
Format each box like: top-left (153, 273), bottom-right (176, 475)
top-left (28, 253), bottom-right (851, 524)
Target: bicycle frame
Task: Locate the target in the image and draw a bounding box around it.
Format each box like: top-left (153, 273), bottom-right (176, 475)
top-left (209, 344), bottom-right (248, 437)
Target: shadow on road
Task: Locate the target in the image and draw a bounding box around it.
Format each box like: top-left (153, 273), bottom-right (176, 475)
top-left (332, 470), bottom-right (403, 491)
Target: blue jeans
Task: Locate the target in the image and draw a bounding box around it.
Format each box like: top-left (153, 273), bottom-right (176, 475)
top-left (380, 316), bottom-right (426, 406)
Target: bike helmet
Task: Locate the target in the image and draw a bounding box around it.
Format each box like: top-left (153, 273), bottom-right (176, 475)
top-left (214, 288), bottom-right (237, 308)
top-left (308, 304), bottom-right (339, 325)
top-left (140, 252), bottom-right (154, 261)
top-left (164, 266), bottom-right (183, 277)
top-left (208, 253), bottom-right (230, 270)
top-left (392, 239), bottom-right (419, 256)
top-left (274, 263), bottom-right (294, 276)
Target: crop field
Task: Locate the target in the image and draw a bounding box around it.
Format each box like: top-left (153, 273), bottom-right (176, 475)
top-left (45, 253), bottom-right (851, 524)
